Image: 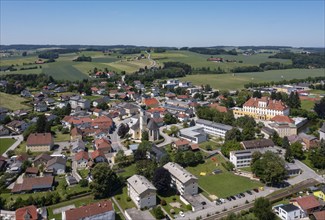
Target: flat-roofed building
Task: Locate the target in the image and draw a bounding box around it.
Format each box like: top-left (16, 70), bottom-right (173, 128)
top-left (196, 119), bottom-right (232, 138)
top-left (178, 126), bottom-right (208, 144)
top-left (127, 175), bottom-right (157, 209)
top-left (163, 162), bottom-right (198, 195)
top-left (230, 150), bottom-right (253, 168)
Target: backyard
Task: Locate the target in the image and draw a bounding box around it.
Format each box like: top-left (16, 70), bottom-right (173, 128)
top-left (0, 138), bottom-right (16, 155)
top-left (186, 154), bottom-right (263, 198)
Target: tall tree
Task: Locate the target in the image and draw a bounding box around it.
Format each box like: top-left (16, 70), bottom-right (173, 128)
top-left (253, 197), bottom-right (275, 220)
top-left (91, 163), bottom-right (120, 198)
top-left (290, 142), bottom-right (304, 160)
top-left (225, 128), bottom-right (242, 142)
top-left (36, 114), bottom-right (47, 133)
top-left (152, 167), bottom-right (171, 194)
top-left (283, 136), bottom-right (293, 162)
top-left (314, 97), bottom-right (325, 119)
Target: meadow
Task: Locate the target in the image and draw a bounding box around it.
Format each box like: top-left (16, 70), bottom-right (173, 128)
top-left (0, 138), bottom-right (16, 154)
top-left (180, 69), bottom-right (325, 90)
top-left (0, 92), bottom-right (31, 110)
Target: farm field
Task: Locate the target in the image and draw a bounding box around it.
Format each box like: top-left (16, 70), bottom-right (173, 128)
top-left (180, 68), bottom-right (325, 90)
top-left (0, 92), bottom-right (31, 110)
top-left (151, 50), bottom-right (291, 70)
top-left (0, 138), bottom-right (16, 155)
top-left (186, 154), bottom-right (263, 198)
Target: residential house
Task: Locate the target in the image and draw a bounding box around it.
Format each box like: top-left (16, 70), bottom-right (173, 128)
top-left (291, 195), bottom-right (321, 215)
top-left (146, 145), bottom-right (167, 163)
top-left (15, 205), bottom-right (42, 220)
top-left (299, 133), bottom-right (318, 149)
top-left (33, 153), bottom-right (52, 167)
top-left (93, 108), bottom-right (103, 117)
top-left (119, 103), bottom-right (139, 116)
top-left (273, 204), bottom-right (304, 220)
top-left (177, 113), bottom-right (190, 122)
top-left (12, 176), bottom-right (54, 193)
top-left (25, 167), bottom-right (39, 177)
top-left (71, 139), bottom-right (86, 153)
top-left (209, 103), bottom-right (228, 113)
top-left (75, 151), bottom-right (89, 169)
top-left (95, 138), bottom-right (112, 154)
top-left (91, 150), bottom-right (106, 163)
top-left (34, 102), bottom-right (48, 112)
top-left (312, 210), bottom-right (325, 220)
top-left (20, 89), bottom-right (32, 97)
top-left (143, 98), bottom-right (159, 108)
top-left (196, 119), bottom-right (233, 138)
top-left (233, 97), bottom-right (290, 120)
top-left (26, 133), bottom-right (53, 152)
top-left (6, 120), bottom-right (28, 134)
top-left (172, 139), bottom-right (192, 151)
top-left (268, 122), bottom-right (297, 138)
top-left (163, 162), bottom-right (198, 195)
top-left (12, 109), bottom-right (29, 118)
top-left (0, 125), bottom-right (10, 136)
top-left (46, 157), bottom-right (66, 175)
top-left (261, 127), bottom-right (276, 139)
top-left (92, 96), bottom-right (110, 108)
top-left (70, 127), bottom-right (83, 141)
top-left (62, 200), bottom-right (115, 220)
top-left (285, 163), bottom-right (302, 176)
top-left (127, 175), bottom-right (157, 209)
top-left (69, 96), bottom-right (91, 110)
top-left (179, 126), bottom-right (208, 144)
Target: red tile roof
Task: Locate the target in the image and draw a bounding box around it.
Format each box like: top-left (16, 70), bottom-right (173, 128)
top-left (271, 115), bottom-right (294, 124)
top-left (144, 98), bottom-right (159, 107)
top-left (174, 139), bottom-right (190, 146)
top-left (243, 97), bottom-right (288, 111)
top-left (91, 150), bottom-right (105, 160)
top-left (75, 151), bottom-right (89, 161)
top-left (16, 205), bottom-right (38, 220)
top-left (292, 195), bottom-right (321, 210)
top-left (92, 116), bottom-right (113, 128)
top-left (210, 103), bottom-right (228, 113)
top-left (25, 167), bottom-right (39, 174)
top-left (71, 127), bottom-right (82, 137)
top-left (177, 113), bottom-right (188, 118)
top-left (147, 107), bottom-right (166, 113)
top-left (95, 138), bottom-right (111, 151)
top-left (313, 210), bottom-right (325, 220)
top-left (177, 95), bottom-right (189, 99)
top-left (65, 200), bottom-right (113, 219)
top-left (27, 133), bottom-right (52, 146)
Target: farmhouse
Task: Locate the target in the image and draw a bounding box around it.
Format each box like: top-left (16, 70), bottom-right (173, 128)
top-left (26, 133), bottom-right (53, 152)
top-left (75, 151), bottom-right (89, 169)
top-left (127, 175), bottom-right (157, 209)
top-left (12, 176), bottom-right (54, 193)
top-left (163, 162), bottom-right (198, 195)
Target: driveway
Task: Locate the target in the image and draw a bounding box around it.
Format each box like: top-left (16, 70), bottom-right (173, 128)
top-left (52, 141), bottom-right (70, 155)
top-left (288, 159), bottom-right (325, 185)
top-left (1, 135), bottom-right (23, 157)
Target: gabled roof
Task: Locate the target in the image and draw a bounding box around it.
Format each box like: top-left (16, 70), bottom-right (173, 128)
top-left (292, 195), bottom-right (321, 210)
top-left (320, 123), bottom-right (325, 133)
top-left (34, 153), bottom-right (52, 163)
top-left (163, 162), bottom-right (197, 184)
top-left (241, 139), bottom-right (274, 149)
top-left (46, 157), bottom-right (66, 167)
top-left (25, 167), bottom-right (39, 174)
top-left (15, 205), bottom-right (38, 220)
top-left (75, 151), bottom-right (89, 161)
top-left (271, 115), bottom-right (294, 124)
top-left (173, 139), bottom-right (190, 147)
top-left (243, 97), bottom-right (288, 111)
top-left (91, 150), bottom-right (105, 160)
top-left (144, 98), bottom-right (159, 107)
top-left (209, 103), bottom-right (228, 113)
top-left (27, 133), bottom-right (52, 146)
top-left (147, 118), bottom-right (159, 130)
top-left (12, 176), bottom-right (54, 193)
top-left (313, 210), bottom-right (325, 220)
top-left (65, 200), bottom-right (113, 219)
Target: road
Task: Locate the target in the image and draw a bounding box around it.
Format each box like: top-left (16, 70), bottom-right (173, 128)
top-left (157, 125), bottom-right (178, 147)
top-left (111, 117), bottom-right (131, 152)
top-left (145, 51), bottom-right (157, 68)
top-left (1, 135), bottom-right (23, 157)
top-left (288, 159), bottom-right (325, 184)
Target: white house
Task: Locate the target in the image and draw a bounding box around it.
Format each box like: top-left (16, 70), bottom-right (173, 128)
top-left (273, 204), bottom-right (304, 220)
top-left (163, 162), bottom-right (198, 195)
top-left (127, 175), bottom-right (157, 209)
top-left (75, 151), bottom-right (89, 169)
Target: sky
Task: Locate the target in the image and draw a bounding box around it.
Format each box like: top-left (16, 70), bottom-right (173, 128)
top-left (1, 0), bottom-right (324, 47)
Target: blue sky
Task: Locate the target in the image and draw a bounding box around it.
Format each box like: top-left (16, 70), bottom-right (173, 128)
top-left (1, 1), bottom-right (324, 47)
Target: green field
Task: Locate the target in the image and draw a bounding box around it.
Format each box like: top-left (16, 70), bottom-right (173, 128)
top-left (0, 138), bottom-right (16, 155)
top-left (186, 155), bottom-right (263, 198)
top-left (180, 69), bottom-right (325, 90)
top-left (301, 100), bottom-right (315, 111)
top-left (0, 92), bottom-right (31, 110)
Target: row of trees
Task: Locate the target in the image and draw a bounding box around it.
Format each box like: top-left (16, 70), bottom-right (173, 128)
top-left (269, 52), bottom-right (325, 68)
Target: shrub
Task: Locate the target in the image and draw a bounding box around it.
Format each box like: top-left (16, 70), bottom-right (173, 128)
top-left (153, 207), bottom-right (164, 219)
top-left (79, 179), bottom-right (88, 187)
top-left (186, 204), bottom-right (192, 210)
top-left (160, 199), bottom-right (167, 206)
top-left (172, 197), bottom-right (177, 201)
top-left (116, 196), bottom-right (120, 200)
top-left (126, 197), bottom-right (131, 202)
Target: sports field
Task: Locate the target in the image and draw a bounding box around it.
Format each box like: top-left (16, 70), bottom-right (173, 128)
top-left (180, 68), bottom-right (325, 90)
top-left (0, 92), bottom-right (31, 110)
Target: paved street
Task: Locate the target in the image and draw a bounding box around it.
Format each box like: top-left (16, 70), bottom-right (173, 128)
top-left (1, 135), bottom-right (23, 157)
top-left (288, 159), bottom-right (325, 184)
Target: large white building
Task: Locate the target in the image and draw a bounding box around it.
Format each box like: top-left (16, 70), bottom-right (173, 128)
top-left (229, 150), bottom-right (253, 168)
top-left (178, 126), bottom-right (208, 144)
top-left (196, 119), bottom-right (233, 138)
top-left (127, 175), bottom-right (157, 209)
top-left (273, 204), bottom-right (304, 220)
top-left (163, 162), bottom-right (198, 195)
top-left (233, 97), bottom-right (289, 120)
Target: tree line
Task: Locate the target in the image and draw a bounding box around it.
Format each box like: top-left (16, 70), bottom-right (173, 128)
top-left (187, 47), bottom-right (238, 55)
top-left (269, 52), bottom-right (325, 68)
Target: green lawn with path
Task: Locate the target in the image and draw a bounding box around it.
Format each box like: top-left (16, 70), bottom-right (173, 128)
top-left (0, 138), bottom-right (16, 155)
top-left (186, 154), bottom-right (263, 198)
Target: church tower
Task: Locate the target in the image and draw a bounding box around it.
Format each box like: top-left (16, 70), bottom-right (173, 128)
top-left (139, 108), bottom-right (147, 133)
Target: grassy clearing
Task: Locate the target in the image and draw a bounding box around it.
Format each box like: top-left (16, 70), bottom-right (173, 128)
top-left (301, 100), bottom-right (315, 111)
top-left (186, 154), bottom-right (263, 198)
top-left (105, 59), bottom-right (152, 73)
top-left (0, 138), bottom-right (16, 154)
top-left (0, 92), bottom-right (31, 110)
top-left (199, 141), bottom-right (220, 151)
top-left (114, 186), bottom-right (136, 210)
top-left (309, 90), bottom-right (325, 95)
top-left (78, 169), bottom-right (89, 179)
top-left (42, 61), bottom-right (89, 81)
top-left (158, 190), bottom-right (187, 216)
top-left (115, 163), bottom-right (137, 179)
top-left (180, 69), bottom-right (325, 90)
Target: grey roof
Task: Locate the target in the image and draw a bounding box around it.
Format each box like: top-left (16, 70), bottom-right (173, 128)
top-left (196, 119), bottom-right (233, 131)
top-left (241, 139), bottom-right (275, 149)
top-left (320, 123), bottom-right (325, 133)
top-left (149, 145), bottom-right (167, 161)
top-left (147, 119), bottom-right (159, 130)
top-left (71, 139), bottom-right (86, 151)
top-left (261, 127), bottom-right (276, 136)
top-left (34, 153), bottom-right (52, 162)
top-left (46, 157), bottom-right (66, 167)
top-left (127, 175), bottom-right (156, 195)
top-left (280, 204), bottom-right (300, 212)
top-left (163, 162), bottom-right (197, 184)
top-left (179, 126), bottom-right (206, 137)
top-left (130, 120), bottom-right (139, 130)
top-left (299, 133), bottom-right (317, 141)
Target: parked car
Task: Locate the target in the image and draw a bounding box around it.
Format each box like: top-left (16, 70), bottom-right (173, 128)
top-left (201, 201), bottom-right (207, 206)
top-left (179, 211), bottom-right (185, 217)
top-left (236, 194), bottom-right (241, 199)
top-left (253, 188), bottom-right (259, 193)
top-left (240, 193), bottom-right (245, 197)
top-left (230, 196), bottom-right (236, 200)
top-left (246, 190), bottom-right (252, 195)
top-left (226, 197), bottom-right (232, 201)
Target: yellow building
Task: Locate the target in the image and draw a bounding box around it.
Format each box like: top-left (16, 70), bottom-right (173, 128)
top-left (313, 189), bottom-right (325, 201)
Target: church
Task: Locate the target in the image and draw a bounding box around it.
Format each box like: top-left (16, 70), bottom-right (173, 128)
top-left (128, 109), bottom-right (160, 142)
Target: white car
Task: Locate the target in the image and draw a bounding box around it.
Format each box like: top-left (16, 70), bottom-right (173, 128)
top-left (179, 211), bottom-right (185, 217)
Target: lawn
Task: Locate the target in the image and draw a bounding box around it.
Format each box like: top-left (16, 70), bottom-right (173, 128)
top-left (115, 163), bottom-right (137, 179)
top-left (180, 68), bottom-right (325, 90)
top-left (0, 92), bottom-right (31, 110)
top-left (199, 141), bottom-right (220, 151)
top-left (114, 186), bottom-right (136, 210)
top-left (301, 100), bottom-right (315, 111)
top-left (53, 132), bottom-right (70, 142)
top-left (158, 190), bottom-right (187, 216)
top-left (0, 138), bottom-right (16, 155)
top-left (78, 169), bottom-right (89, 179)
top-left (186, 154), bottom-right (263, 198)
